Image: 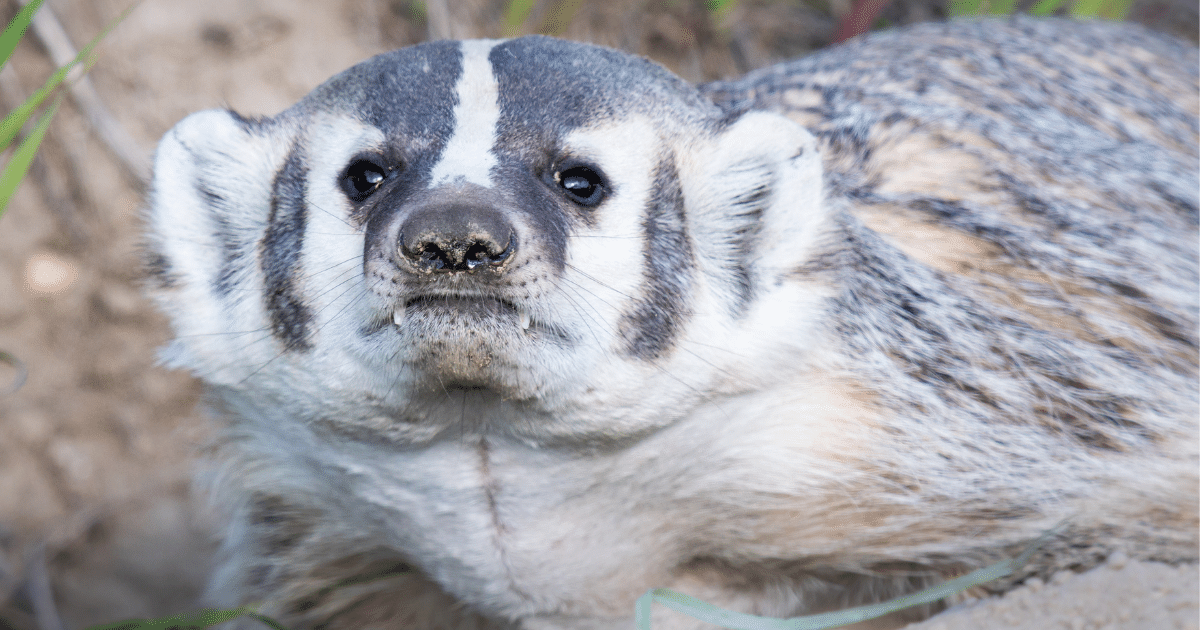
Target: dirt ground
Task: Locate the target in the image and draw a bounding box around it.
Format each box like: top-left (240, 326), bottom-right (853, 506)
top-left (0, 1), bottom-right (1196, 628)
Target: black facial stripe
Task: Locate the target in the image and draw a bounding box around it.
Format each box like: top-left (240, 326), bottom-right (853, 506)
top-left (261, 143), bottom-right (313, 352)
top-left (498, 158), bottom-right (570, 271)
top-left (727, 178), bottom-right (771, 317)
top-left (207, 181), bottom-right (252, 298)
top-left (488, 36), bottom-right (719, 177)
top-left (491, 38), bottom-right (619, 149)
top-left (194, 113), bottom-right (283, 298)
top-left (490, 36), bottom-right (713, 139)
top-left (620, 155), bottom-right (695, 360)
top-left (295, 39), bottom-right (462, 187)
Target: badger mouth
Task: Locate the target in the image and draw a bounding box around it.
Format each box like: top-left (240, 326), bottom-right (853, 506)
top-left (393, 295), bottom-right (531, 330)
top-left (360, 293), bottom-right (571, 345)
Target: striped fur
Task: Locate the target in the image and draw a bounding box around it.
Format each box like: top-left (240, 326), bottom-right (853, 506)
top-left (143, 18), bottom-right (1198, 629)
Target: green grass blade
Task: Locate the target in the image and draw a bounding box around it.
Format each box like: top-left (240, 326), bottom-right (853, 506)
top-left (0, 0), bottom-right (45, 70)
top-left (504, 0), bottom-right (537, 28)
top-left (988, 0), bottom-right (1017, 14)
top-left (948, 0), bottom-right (985, 17)
top-left (0, 92), bottom-right (60, 218)
top-left (0, 3), bottom-right (134, 153)
top-left (1099, 0), bottom-right (1134, 18)
top-left (1029, 0), bottom-right (1068, 16)
top-left (0, 68), bottom-right (62, 152)
top-left (637, 558), bottom-right (1014, 630)
top-left (539, 0), bottom-right (583, 35)
top-left (1069, 0), bottom-right (1106, 17)
top-left (636, 526), bottom-right (1063, 629)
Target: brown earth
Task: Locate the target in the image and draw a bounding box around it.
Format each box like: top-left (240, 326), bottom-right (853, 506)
top-left (0, 1), bottom-right (1195, 628)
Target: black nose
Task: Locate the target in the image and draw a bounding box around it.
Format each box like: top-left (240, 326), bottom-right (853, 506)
top-left (399, 203), bottom-right (514, 272)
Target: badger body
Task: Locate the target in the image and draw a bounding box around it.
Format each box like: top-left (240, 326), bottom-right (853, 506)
top-left (144, 17), bottom-right (1199, 629)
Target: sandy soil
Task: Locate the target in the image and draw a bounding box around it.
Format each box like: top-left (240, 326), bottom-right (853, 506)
top-left (0, 1), bottom-right (1195, 628)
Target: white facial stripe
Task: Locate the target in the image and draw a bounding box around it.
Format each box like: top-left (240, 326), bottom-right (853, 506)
top-left (428, 39), bottom-right (503, 189)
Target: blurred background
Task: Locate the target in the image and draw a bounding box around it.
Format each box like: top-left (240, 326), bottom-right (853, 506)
top-left (0, 0), bottom-right (1195, 628)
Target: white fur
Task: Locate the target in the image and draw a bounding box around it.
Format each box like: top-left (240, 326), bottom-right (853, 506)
top-left (428, 40), bottom-right (504, 189)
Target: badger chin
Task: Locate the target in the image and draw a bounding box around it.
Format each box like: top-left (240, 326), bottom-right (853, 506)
top-left (393, 296), bottom-right (536, 396)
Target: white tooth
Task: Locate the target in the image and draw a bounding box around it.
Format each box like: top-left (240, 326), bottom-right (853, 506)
top-left (393, 305), bottom-right (405, 326)
top-left (519, 309), bottom-right (531, 330)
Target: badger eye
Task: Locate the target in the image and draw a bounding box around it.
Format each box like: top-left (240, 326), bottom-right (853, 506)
top-left (556, 165), bottom-right (606, 206)
top-left (340, 159), bottom-right (388, 202)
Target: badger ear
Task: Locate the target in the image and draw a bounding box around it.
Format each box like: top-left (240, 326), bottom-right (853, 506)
top-left (144, 109), bottom-right (295, 372)
top-left (678, 111), bottom-right (826, 308)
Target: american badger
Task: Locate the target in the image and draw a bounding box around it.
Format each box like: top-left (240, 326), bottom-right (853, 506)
top-left (144, 16), bottom-right (1198, 629)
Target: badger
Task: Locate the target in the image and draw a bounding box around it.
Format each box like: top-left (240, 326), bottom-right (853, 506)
top-left (143, 16), bottom-right (1199, 630)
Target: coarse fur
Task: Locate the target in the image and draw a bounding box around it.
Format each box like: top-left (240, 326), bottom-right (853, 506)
top-left (143, 17), bottom-right (1199, 629)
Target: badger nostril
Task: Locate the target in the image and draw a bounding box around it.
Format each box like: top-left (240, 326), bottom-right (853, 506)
top-left (401, 233), bottom-right (513, 272)
top-left (416, 243), bottom-right (449, 270)
top-left (465, 243), bottom-right (490, 266)
top-left (464, 239), bottom-right (512, 269)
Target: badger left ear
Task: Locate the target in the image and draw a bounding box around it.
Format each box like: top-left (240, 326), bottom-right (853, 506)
top-left (678, 111), bottom-right (826, 305)
top-left (143, 109), bottom-right (298, 378)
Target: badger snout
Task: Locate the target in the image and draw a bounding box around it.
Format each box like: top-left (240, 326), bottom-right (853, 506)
top-left (366, 189), bottom-right (555, 389)
top-left (398, 202), bottom-right (515, 273)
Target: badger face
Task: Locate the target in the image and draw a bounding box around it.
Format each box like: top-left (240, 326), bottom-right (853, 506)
top-left (146, 36), bottom-right (827, 446)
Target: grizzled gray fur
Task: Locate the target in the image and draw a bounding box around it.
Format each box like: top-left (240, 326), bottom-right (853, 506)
top-left (143, 16), bottom-right (1198, 630)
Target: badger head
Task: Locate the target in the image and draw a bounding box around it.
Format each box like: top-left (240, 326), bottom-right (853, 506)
top-left (145, 36), bottom-right (829, 447)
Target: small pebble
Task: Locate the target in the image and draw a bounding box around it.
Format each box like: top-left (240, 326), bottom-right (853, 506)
top-left (23, 251), bottom-right (78, 296)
